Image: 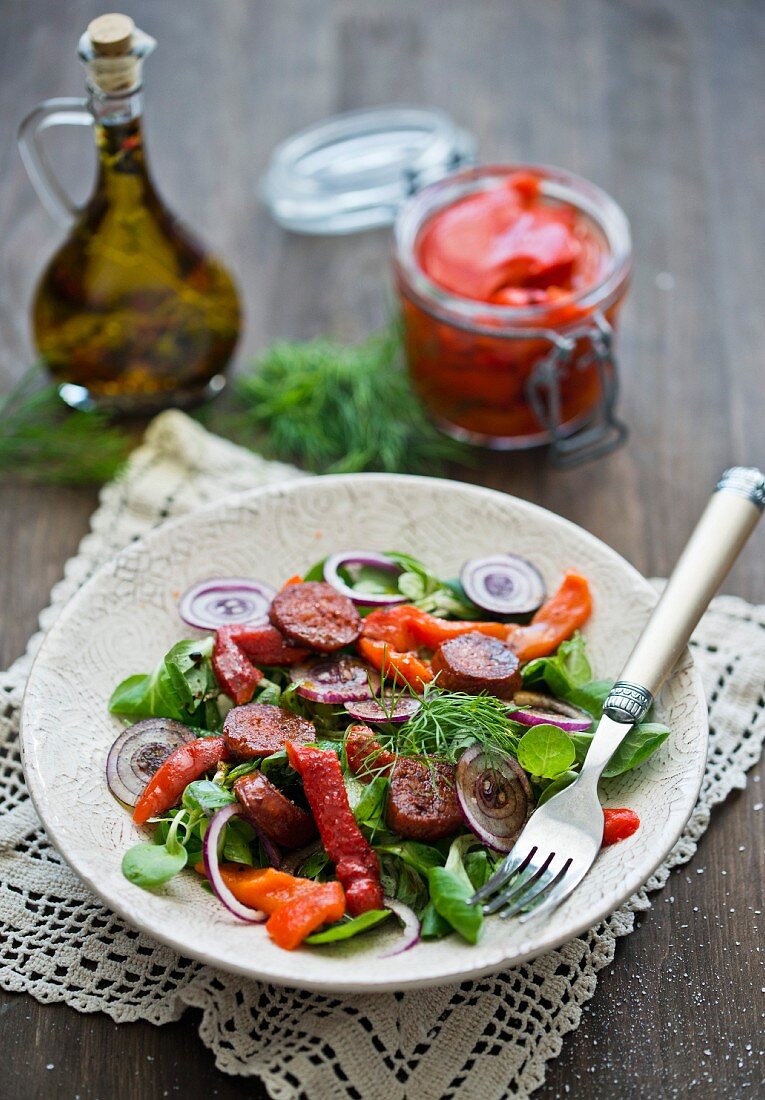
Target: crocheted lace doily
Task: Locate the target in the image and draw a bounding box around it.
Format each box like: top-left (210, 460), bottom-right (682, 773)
top-left (2, 411), bottom-right (764, 1099)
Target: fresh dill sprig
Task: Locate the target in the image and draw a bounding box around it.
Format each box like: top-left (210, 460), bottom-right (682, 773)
top-left (230, 325), bottom-right (471, 475)
top-left (0, 370), bottom-right (131, 486)
top-left (395, 685), bottom-right (521, 763)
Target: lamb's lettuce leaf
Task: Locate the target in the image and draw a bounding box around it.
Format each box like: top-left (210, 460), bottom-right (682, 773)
top-left (426, 835), bottom-right (483, 944)
top-left (305, 909), bottom-right (392, 945)
top-left (109, 638), bottom-right (220, 727)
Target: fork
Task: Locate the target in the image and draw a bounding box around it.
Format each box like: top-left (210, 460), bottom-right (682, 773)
top-left (471, 466), bottom-right (765, 923)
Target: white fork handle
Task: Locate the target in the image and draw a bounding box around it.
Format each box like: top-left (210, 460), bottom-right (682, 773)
top-left (602, 466), bottom-right (764, 727)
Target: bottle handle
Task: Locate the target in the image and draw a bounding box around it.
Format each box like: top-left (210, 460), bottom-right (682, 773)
top-left (18, 98), bottom-right (93, 228)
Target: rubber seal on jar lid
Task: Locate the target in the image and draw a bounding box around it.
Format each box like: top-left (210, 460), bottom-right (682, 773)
top-left (259, 105), bottom-right (476, 235)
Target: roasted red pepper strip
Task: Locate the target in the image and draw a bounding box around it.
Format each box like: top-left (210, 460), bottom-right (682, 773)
top-left (601, 807), bottom-right (640, 847)
top-left (345, 725), bottom-right (396, 781)
top-left (507, 572), bottom-right (592, 663)
top-left (132, 737), bottom-right (229, 825)
top-left (218, 865), bottom-right (318, 915)
top-left (231, 624), bottom-right (311, 667)
top-left (280, 574), bottom-right (303, 590)
top-left (213, 625), bottom-right (263, 704)
top-left (266, 880), bottom-right (346, 950)
top-left (357, 637), bottom-right (433, 692)
top-left (285, 742), bottom-right (384, 916)
top-left (359, 606), bottom-right (512, 691)
top-left (362, 604), bottom-right (511, 650)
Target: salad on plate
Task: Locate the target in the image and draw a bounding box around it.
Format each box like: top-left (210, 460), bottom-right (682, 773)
top-left (107, 550), bottom-right (670, 953)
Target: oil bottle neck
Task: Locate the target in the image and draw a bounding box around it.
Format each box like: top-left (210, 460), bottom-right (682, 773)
top-left (90, 88), bottom-right (156, 197)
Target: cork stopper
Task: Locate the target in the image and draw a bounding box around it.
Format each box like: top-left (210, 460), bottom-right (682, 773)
top-left (87, 13), bottom-right (135, 57)
top-left (80, 13), bottom-right (154, 95)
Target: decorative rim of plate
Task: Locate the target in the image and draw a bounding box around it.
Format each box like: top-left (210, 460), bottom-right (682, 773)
top-left (20, 474), bottom-right (708, 992)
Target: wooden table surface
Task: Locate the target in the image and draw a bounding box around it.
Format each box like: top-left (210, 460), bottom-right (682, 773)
top-left (2, 1), bottom-right (764, 1097)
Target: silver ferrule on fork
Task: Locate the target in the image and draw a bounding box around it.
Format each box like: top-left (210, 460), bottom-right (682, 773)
top-left (603, 681), bottom-right (653, 724)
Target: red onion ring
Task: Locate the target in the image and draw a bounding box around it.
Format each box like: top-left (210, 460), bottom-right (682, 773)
top-left (178, 577), bottom-right (276, 631)
top-left (455, 745), bottom-right (533, 853)
top-left (290, 655), bottom-right (381, 703)
top-left (379, 897), bottom-right (421, 957)
top-left (323, 551), bottom-right (406, 607)
top-left (345, 694), bottom-right (421, 724)
top-left (106, 719), bottom-right (196, 808)
top-left (460, 554), bottom-right (546, 616)
top-left (202, 804), bottom-right (266, 922)
top-left (507, 702), bottom-right (592, 733)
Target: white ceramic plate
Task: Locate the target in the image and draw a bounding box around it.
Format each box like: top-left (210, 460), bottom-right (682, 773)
top-left (21, 475), bottom-right (707, 992)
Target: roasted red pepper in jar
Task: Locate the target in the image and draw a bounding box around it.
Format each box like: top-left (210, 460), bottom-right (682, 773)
top-left (416, 172), bottom-right (603, 308)
top-left (394, 165), bottom-right (631, 448)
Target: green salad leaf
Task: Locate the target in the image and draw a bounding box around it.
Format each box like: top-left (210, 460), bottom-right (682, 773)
top-left (222, 761), bottom-right (261, 787)
top-left (386, 551), bottom-right (479, 618)
top-left (602, 723), bottom-right (671, 778)
top-left (522, 634), bottom-right (609, 718)
top-left (304, 549), bottom-right (480, 619)
top-left (222, 818), bottom-right (256, 865)
top-left (536, 769), bottom-right (578, 806)
top-left (420, 901), bottom-right (453, 940)
top-left (426, 835), bottom-right (484, 944)
top-left (463, 848), bottom-right (496, 891)
top-left (122, 842), bottom-right (187, 887)
top-left (109, 638), bottom-right (219, 726)
top-left (182, 780), bottom-right (235, 815)
top-left (522, 636), bottom-right (671, 778)
top-left (253, 678), bottom-right (285, 707)
top-left (298, 848), bottom-right (332, 880)
top-left (375, 839), bottom-right (445, 876)
top-left (305, 909), bottom-right (392, 945)
top-left (517, 724), bottom-right (576, 779)
top-left (348, 775), bottom-right (390, 838)
top-left (379, 852), bottom-right (429, 915)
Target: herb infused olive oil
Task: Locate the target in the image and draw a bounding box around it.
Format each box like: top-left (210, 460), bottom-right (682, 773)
top-left (21, 14), bottom-right (241, 413)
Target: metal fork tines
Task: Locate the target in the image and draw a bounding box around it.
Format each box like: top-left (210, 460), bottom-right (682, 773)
top-left (473, 845), bottom-right (573, 920)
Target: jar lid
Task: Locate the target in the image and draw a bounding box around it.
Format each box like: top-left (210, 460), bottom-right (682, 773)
top-left (259, 106), bottom-right (476, 235)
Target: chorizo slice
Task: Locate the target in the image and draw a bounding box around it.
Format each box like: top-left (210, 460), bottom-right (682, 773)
top-left (223, 703), bottom-right (315, 760)
top-left (386, 757), bottom-right (463, 842)
top-left (345, 725), bottom-right (396, 782)
top-left (233, 772), bottom-right (317, 849)
top-left (269, 581), bottom-right (362, 652)
top-left (431, 631), bottom-right (521, 699)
